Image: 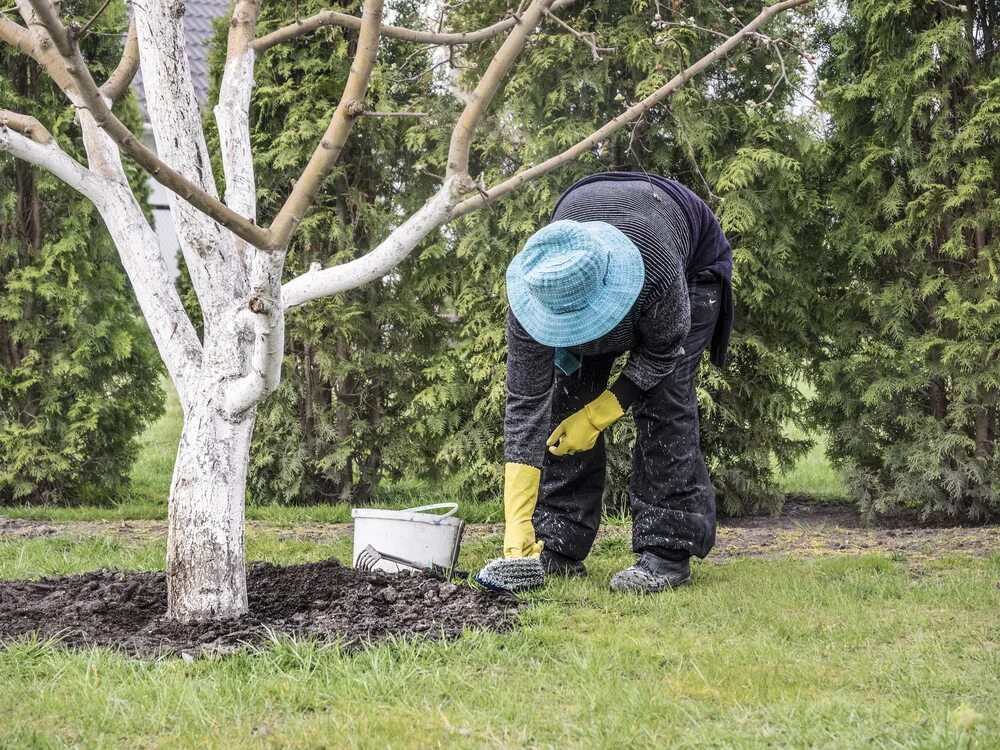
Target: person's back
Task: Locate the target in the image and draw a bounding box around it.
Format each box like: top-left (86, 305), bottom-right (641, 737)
top-left (552, 172), bottom-right (733, 366)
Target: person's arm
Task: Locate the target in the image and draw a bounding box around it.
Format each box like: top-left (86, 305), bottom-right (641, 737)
top-left (504, 311), bottom-right (554, 468)
top-left (502, 311), bottom-right (552, 558)
top-left (610, 273), bottom-right (691, 409)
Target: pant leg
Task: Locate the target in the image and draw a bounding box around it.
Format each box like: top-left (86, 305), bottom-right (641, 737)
top-left (630, 275), bottom-right (722, 559)
top-left (534, 353), bottom-right (617, 561)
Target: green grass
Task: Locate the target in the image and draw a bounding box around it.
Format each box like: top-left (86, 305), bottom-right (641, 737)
top-left (1, 531), bottom-right (997, 748)
top-left (778, 425), bottom-right (848, 500)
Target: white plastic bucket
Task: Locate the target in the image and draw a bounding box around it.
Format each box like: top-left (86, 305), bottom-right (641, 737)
top-left (351, 503), bottom-right (464, 574)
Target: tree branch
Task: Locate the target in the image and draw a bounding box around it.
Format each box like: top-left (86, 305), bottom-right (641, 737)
top-left (267, 0), bottom-right (383, 249)
top-left (75, 109), bottom-right (205, 413)
top-left (218, 0), bottom-right (286, 416)
top-left (0, 11), bottom-right (74, 91)
top-left (216, 0), bottom-right (261, 267)
top-left (282, 176), bottom-right (459, 309)
top-left (223, 253), bottom-right (285, 416)
top-left (543, 7), bottom-right (614, 60)
top-left (3, 5), bottom-right (204, 411)
top-left (251, 0), bottom-right (578, 53)
top-left (77, 0), bottom-right (112, 39)
top-left (22, 0), bottom-right (271, 250)
top-left (0, 108), bottom-right (52, 143)
top-left (359, 109), bottom-right (427, 117)
top-left (99, 17), bottom-right (137, 102)
top-left (446, 0), bottom-right (556, 180)
top-left (0, 121), bottom-right (104, 198)
top-left (450, 0), bottom-right (810, 218)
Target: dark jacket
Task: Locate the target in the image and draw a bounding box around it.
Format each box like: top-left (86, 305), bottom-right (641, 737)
top-left (504, 172), bottom-right (734, 467)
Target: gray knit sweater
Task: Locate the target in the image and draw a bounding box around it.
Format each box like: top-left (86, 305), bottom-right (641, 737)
top-left (504, 176), bottom-right (695, 467)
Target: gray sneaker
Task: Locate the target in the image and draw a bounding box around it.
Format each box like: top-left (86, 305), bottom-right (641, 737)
top-left (610, 551), bottom-right (691, 593)
top-left (540, 548), bottom-right (587, 578)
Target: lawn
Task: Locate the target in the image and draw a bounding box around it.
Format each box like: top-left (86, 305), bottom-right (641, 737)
top-left (3, 385), bottom-right (997, 748)
top-left (1, 529), bottom-right (997, 748)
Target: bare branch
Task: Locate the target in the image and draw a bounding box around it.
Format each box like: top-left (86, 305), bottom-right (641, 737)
top-left (223, 253), bottom-right (286, 416)
top-left (754, 37), bottom-right (789, 107)
top-left (543, 8), bottom-right (614, 60)
top-left (446, 0), bottom-right (556, 181)
top-left (75, 109), bottom-right (205, 413)
top-left (0, 121), bottom-right (110, 206)
top-left (282, 177), bottom-right (459, 309)
top-left (251, 0), bottom-right (578, 53)
top-left (0, 12), bottom-right (30, 50)
top-left (22, 0), bottom-right (271, 249)
top-left (760, 34), bottom-right (818, 107)
top-left (98, 16), bottom-right (137, 101)
top-left (657, 17), bottom-right (818, 109)
top-left (77, 0), bottom-right (112, 38)
top-left (0, 12), bottom-right (74, 90)
top-left (267, 0), bottom-right (384, 248)
top-left (657, 20), bottom-right (732, 41)
top-left (216, 0), bottom-right (261, 263)
top-left (450, 0), bottom-right (811, 218)
top-left (0, 108), bottom-right (52, 143)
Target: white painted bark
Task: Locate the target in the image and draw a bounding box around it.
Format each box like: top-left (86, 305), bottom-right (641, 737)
top-left (167, 393), bottom-right (252, 620)
top-left (215, 45), bottom-right (258, 261)
top-left (282, 179), bottom-right (458, 309)
top-left (125, 0), bottom-right (260, 619)
top-left (133, 0), bottom-right (244, 308)
top-left (0, 124), bottom-right (108, 202)
top-left (76, 111), bottom-right (205, 413)
top-left (216, 43), bottom-right (287, 419)
top-left (224, 251), bottom-right (286, 417)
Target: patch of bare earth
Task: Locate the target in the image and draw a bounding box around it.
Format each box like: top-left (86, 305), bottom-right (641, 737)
top-left (0, 559), bottom-right (517, 657)
top-left (711, 499), bottom-right (1000, 561)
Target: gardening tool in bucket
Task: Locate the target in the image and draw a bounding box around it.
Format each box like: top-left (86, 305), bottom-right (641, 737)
top-left (352, 503), bottom-right (466, 577)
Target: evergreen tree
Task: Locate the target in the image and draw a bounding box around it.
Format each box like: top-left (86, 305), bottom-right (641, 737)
top-left (814, 0), bottom-right (1000, 519)
top-left (207, 0), bottom-right (459, 504)
top-left (412, 0), bottom-right (826, 513)
top-left (0, 0), bottom-right (163, 504)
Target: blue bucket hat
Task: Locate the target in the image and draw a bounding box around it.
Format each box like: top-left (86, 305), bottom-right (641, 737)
top-left (506, 220), bottom-right (645, 348)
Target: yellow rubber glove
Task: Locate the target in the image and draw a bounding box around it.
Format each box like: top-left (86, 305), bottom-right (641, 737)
top-left (547, 390), bottom-right (625, 457)
top-left (503, 462), bottom-right (544, 559)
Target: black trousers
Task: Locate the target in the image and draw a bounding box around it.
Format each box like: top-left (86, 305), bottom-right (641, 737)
top-left (533, 275), bottom-right (722, 561)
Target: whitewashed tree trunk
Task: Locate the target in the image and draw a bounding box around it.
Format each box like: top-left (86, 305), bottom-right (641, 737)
top-left (167, 393), bottom-right (254, 620)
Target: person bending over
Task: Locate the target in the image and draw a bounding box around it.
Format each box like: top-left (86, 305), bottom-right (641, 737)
top-left (481, 171), bottom-right (733, 594)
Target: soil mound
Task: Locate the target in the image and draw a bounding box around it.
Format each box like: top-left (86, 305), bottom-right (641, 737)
top-left (0, 558), bottom-right (517, 657)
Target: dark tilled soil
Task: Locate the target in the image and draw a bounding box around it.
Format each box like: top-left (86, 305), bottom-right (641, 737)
top-left (0, 558), bottom-right (517, 657)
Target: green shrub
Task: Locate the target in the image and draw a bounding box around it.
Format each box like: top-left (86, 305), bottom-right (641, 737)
top-left (0, 0), bottom-right (163, 504)
top-left (813, 1), bottom-right (1000, 520)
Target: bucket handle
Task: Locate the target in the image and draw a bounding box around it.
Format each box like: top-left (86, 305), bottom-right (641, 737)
top-left (404, 502), bottom-right (458, 518)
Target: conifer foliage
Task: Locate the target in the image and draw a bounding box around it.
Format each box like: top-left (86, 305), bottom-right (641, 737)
top-left (814, 0), bottom-right (1000, 519)
top-left (0, 0), bottom-right (162, 504)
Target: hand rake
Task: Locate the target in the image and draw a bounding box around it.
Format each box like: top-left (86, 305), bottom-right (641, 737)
top-left (355, 544), bottom-right (469, 580)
